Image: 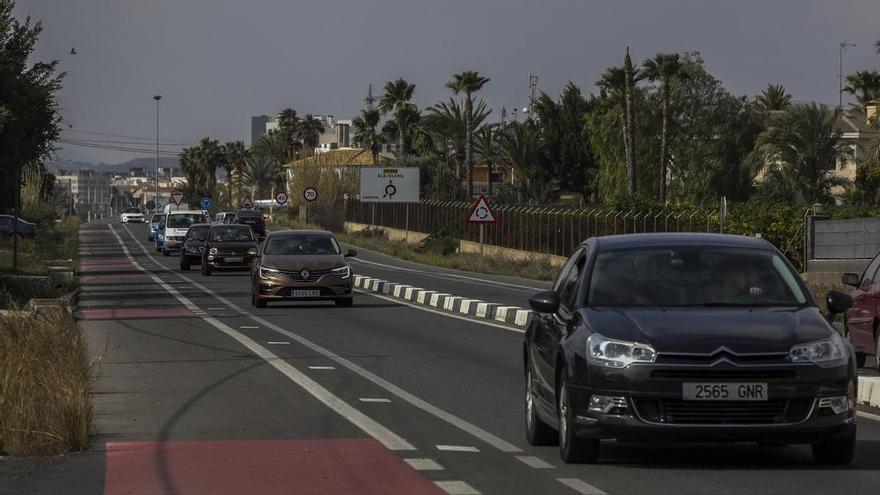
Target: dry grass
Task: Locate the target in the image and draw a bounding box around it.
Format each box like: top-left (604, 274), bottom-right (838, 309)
top-left (0, 309), bottom-right (92, 456)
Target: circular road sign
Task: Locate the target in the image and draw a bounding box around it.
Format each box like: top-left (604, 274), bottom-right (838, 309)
top-left (200, 197), bottom-right (212, 209)
top-left (146, 200), bottom-right (156, 210)
top-left (303, 187), bottom-right (318, 202)
top-left (275, 192), bottom-right (289, 205)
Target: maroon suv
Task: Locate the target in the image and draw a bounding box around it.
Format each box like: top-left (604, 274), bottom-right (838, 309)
top-left (842, 255), bottom-right (880, 369)
top-left (233, 209), bottom-right (265, 236)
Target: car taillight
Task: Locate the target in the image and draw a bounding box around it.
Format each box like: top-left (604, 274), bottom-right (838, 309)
top-left (235, 218), bottom-right (245, 224)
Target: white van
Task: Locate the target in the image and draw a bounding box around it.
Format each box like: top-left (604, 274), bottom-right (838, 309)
top-left (160, 209), bottom-right (209, 256)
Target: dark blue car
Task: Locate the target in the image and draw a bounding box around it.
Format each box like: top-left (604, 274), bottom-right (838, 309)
top-left (0, 215), bottom-right (37, 236)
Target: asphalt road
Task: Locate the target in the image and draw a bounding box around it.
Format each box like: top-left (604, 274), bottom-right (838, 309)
top-left (3, 220), bottom-right (880, 495)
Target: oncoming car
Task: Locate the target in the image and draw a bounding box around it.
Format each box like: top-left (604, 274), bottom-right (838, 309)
top-left (159, 210), bottom-right (209, 256)
top-left (200, 224), bottom-right (259, 276)
top-left (524, 233), bottom-right (856, 465)
top-left (120, 207), bottom-right (144, 223)
top-left (179, 223), bottom-right (211, 270)
top-left (250, 230), bottom-right (356, 308)
top-left (148, 213), bottom-right (163, 242)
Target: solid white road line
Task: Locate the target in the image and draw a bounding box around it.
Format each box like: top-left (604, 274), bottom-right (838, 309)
top-left (353, 257), bottom-right (544, 291)
top-left (403, 458), bottom-right (444, 471)
top-left (267, 341), bottom-right (290, 345)
top-left (122, 225), bottom-right (523, 454)
top-left (515, 455), bottom-right (554, 469)
top-left (240, 325), bottom-right (259, 329)
top-left (436, 445), bottom-right (479, 452)
top-left (858, 410), bottom-right (880, 421)
top-left (308, 366), bottom-right (336, 370)
top-left (556, 478), bottom-right (608, 495)
top-left (356, 290), bottom-right (524, 334)
top-left (434, 481), bottom-right (481, 495)
top-left (359, 398), bottom-right (392, 403)
top-left (112, 224), bottom-right (415, 452)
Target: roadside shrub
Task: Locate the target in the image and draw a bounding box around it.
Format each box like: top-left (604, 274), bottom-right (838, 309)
top-left (418, 226), bottom-right (459, 256)
top-left (0, 309), bottom-right (92, 456)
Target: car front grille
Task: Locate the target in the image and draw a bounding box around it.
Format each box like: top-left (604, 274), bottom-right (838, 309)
top-left (633, 399), bottom-right (813, 425)
top-left (650, 369), bottom-right (796, 380)
top-left (280, 268), bottom-right (333, 282)
top-left (655, 353), bottom-right (790, 366)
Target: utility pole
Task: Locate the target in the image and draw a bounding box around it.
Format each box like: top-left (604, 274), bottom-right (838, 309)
top-left (363, 84), bottom-right (376, 111)
top-left (527, 73), bottom-right (538, 120)
top-left (839, 41), bottom-right (856, 109)
top-left (154, 95), bottom-right (162, 212)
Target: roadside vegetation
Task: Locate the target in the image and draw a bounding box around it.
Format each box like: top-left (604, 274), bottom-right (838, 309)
top-left (0, 309), bottom-right (92, 456)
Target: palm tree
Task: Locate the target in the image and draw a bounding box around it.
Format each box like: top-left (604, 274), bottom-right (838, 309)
top-left (276, 108), bottom-right (300, 162)
top-left (297, 114), bottom-right (326, 156)
top-left (179, 146), bottom-right (207, 200)
top-left (380, 104), bottom-right (420, 160)
top-left (446, 71), bottom-right (491, 197)
top-left (875, 37), bottom-right (880, 55)
top-left (499, 121), bottom-right (558, 202)
top-left (755, 103), bottom-right (849, 204)
top-left (423, 98), bottom-right (492, 181)
top-left (195, 137), bottom-right (225, 198)
top-left (252, 131), bottom-right (287, 165)
top-left (474, 124), bottom-right (502, 196)
top-left (223, 140), bottom-right (248, 204)
top-left (623, 48), bottom-right (638, 200)
top-left (643, 52), bottom-right (688, 204)
top-left (378, 78), bottom-right (417, 158)
top-left (242, 156), bottom-right (284, 200)
top-left (843, 70), bottom-right (880, 107)
top-left (754, 84), bottom-right (792, 112)
top-left (352, 108), bottom-right (382, 164)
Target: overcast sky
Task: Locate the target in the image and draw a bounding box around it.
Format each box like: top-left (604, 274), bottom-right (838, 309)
top-left (14, 0), bottom-right (880, 164)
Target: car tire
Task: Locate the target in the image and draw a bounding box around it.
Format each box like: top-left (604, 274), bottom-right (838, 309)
top-left (335, 298), bottom-right (353, 307)
top-left (557, 372), bottom-right (600, 464)
top-left (202, 263), bottom-right (212, 276)
top-left (252, 292), bottom-right (266, 308)
top-left (180, 257), bottom-right (190, 271)
top-left (525, 364), bottom-right (557, 446)
top-left (812, 428), bottom-right (856, 465)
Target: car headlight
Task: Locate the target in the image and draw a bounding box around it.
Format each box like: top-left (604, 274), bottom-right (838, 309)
top-left (331, 265), bottom-right (351, 279)
top-left (789, 332), bottom-right (847, 367)
top-left (587, 333), bottom-right (657, 368)
top-left (186, 246), bottom-right (199, 254)
top-left (209, 247), bottom-right (218, 255)
top-left (260, 266), bottom-right (279, 279)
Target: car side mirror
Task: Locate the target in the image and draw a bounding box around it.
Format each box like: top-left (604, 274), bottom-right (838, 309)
top-left (841, 273), bottom-right (860, 287)
top-left (826, 290), bottom-right (853, 318)
top-left (529, 290), bottom-right (560, 314)
top-left (345, 249), bottom-right (358, 258)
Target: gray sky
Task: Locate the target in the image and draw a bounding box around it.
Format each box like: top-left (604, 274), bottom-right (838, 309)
top-left (14, 0), bottom-right (880, 164)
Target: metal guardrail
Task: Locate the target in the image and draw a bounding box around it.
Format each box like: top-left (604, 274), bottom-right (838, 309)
top-left (344, 199), bottom-right (722, 258)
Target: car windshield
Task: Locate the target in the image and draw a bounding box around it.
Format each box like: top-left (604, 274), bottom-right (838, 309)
top-left (167, 214), bottom-right (207, 228)
top-left (264, 235), bottom-right (340, 256)
top-left (237, 211), bottom-right (261, 219)
top-left (209, 226), bottom-right (255, 242)
top-left (187, 226), bottom-right (210, 241)
top-left (587, 247), bottom-right (808, 308)
top-left (124, 208), bottom-right (140, 214)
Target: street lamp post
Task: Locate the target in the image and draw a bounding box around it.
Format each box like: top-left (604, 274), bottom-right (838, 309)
top-left (839, 41), bottom-right (856, 109)
top-left (154, 95), bottom-right (162, 212)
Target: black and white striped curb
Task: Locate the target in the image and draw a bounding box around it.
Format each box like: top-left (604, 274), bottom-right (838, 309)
top-left (353, 275), bottom-right (532, 328)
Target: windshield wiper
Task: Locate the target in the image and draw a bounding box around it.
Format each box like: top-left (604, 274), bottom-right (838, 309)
top-left (701, 302), bottom-right (799, 307)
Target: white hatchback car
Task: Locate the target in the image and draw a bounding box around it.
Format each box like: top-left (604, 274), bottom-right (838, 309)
top-left (120, 207), bottom-right (145, 223)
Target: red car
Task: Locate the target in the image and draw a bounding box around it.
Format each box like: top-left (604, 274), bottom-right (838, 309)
top-left (843, 257), bottom-right (880, 369)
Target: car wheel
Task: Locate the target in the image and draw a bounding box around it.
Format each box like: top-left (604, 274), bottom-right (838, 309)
top-left (335, 298), bottom-right (353, 307)
top-left (557, 372), bottom-right (600, 463)
top-left (812, 428), bottom-right (856, 465)
top-left (180, 257), bottom-right (190, 271)
top-left (252, 292), bottom-right (266, 308)
top-left (202, 263), bottom-right (212, 276)
top-left (525, 363), bottom-right (557, 446)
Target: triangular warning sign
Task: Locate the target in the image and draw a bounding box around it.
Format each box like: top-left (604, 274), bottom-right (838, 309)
top-left (240, 196), bottom-right (254, 209)
top-left (169, 192), bottom-right (184, 206)
top-left (467, 195), bottom-right (497, 223)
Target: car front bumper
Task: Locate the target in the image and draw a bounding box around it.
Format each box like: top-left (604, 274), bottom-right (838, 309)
top-left (566, 362), bottom-right (856, 444)
top-left (255, 275), bottom-right (353, 301)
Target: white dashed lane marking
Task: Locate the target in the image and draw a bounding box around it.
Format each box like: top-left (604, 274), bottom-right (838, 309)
top-left (267, 341), bottom-right (290, 345)
top-left (434, 480), bottom-right (481, 495)
top-left (403, 458), bottom-right (444, 471)
top-left (515, 455), bottom-right (554, 469)
top-left (308, 366), bottom-right (336, 370)
top-left (240, 325), bottom-right (259, 329)
top-left (359, 398), bottom-right (392, 403)
top-left (436, 445), bottom-right (479, 452)
top-left (557, 478), bottom-right (607, 495)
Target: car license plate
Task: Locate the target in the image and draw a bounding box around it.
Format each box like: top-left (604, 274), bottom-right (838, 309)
top-left (224, 257), bottom-right (243, 263)
top-left (682, 383), bottom-right (767, 401)
top-left (291, 289), bottom-right (320, 297)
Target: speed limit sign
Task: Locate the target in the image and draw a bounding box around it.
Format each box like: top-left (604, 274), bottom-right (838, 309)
top-left (303, 187), bottom-right (318, 202)
top-left (275, 192), bottom-right (289, 205)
